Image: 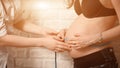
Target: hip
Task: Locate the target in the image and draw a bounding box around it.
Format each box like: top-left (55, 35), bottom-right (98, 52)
top-left (74, 47), bottom-right (118, 68)
top-left (69, 42), bottom-right (113, 58)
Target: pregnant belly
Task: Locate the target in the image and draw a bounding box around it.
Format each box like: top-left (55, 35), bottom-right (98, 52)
top-left (65, 14), bottom-right (116, 58)
top-left (65, 22), bottom-right (113, 58)
top-left (65, 14), bottom-right (116, 39)
top-left (65, 22), bottom-right (107, 40)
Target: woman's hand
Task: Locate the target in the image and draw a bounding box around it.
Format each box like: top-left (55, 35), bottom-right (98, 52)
top-left (41, 37), bottom-right (71, 52)
top-left (54, 29), bottom-right (67, 42)
top-left (67, 33), bottom-right (102, 50)
top-left (41, 27), bottom-right (59, 37)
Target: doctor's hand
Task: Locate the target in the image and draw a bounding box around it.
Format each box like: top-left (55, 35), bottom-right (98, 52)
top-left (41, 27), bottom-right (59, 37)
top-left (54, 29), bottom-right (67, 42)
top-left (41, 37), bottom-right (71, 52)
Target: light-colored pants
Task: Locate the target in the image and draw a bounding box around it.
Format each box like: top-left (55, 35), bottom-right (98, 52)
top-left (0, 52), bottom-right (8, 68)
top-left (0, 47), bottom-right (8, 68)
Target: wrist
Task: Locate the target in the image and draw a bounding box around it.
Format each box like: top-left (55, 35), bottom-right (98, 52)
top-left (86, 33), bottom-right (103, 45)
top-left (91, 33), bottom-right (103, 44)
top-left (97, 32), bottom-right (103, 43)
top-left (35, 38), bottom-right (45, 47)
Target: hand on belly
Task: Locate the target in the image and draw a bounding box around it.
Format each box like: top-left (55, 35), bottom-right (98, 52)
top-left (65, 28), bottom-right (107, 58)
top-left (69, 46), bottom-right (106, 58)
top-left (69, 48), bottom-right (85, 58)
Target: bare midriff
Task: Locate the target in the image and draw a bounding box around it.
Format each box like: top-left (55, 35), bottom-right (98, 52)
top-left (65, 14), bottom-right (117, 58)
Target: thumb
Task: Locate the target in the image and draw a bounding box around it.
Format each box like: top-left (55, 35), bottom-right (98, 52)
top-left (53, 36), bottom-right (64, 42)
top-left (47, 31), bottom-right (58, 35)
top-left (74, 33), bottom-right (80, 37)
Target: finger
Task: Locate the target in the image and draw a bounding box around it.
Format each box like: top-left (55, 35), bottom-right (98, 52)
top-left (66, 41), bottom-right (78, 45)
top-left (57, 33), bottom-right (65, 41)
top-left (68, 37), bottom-right (79, 41)
top-left (54, 50), bottom-right (63, 52)
top-left (74, 33), bottom-right (81, 37)
top-left (54, 48), bottom-right (64, 52)
top-left (57, 41), bottom-right (71, 48)
top-left (70, 45), bottom-right (79, 47)
top-left (53, 36), bottom-right (64, 42)
top-left (57, 29), bottom-right (66, 39)
top-left (75, 46), bottom-right (83, 49)
top-left (70, 42), bottom-right (86, 49)
top-left (48, 31), bottom-right (58, 35)
top-left (57, 35), bottom-right (64, 41)
top-left (75, 45), bottom-right (88, 50)
top-left (69, 44), bottom-right (82, 50)
top-left (57, 41), bottom-right (67, 45)
top-left (57, 45), bottom-right (71, 51)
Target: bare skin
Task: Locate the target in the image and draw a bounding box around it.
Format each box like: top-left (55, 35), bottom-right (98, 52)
top-left (64, 0), bottom-right (118, 58)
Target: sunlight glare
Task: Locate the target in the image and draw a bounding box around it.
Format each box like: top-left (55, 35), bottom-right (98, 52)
top-left (33, 2), bottom-right (50, 10)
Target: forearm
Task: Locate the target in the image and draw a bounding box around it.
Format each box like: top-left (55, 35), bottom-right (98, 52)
top-left (15, 22), bottom-right (57, 37)
top-left (15, 21), bottom-right (43, 35)
top-left (0, 34), bottom-right (43, 47)
top-left (103, 0), bottom-right (120, 42)
top-left (101, 25), bottom-right (120, 42)
top-left (85, 25), bottom-right (120, 45)
top-left (111, 0), bottom-right (120, 22)
top-left (24, 23), bottom-right (47, 36)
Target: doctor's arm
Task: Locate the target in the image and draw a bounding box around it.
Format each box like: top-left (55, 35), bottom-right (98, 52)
top-left (14, 20), bottom-right (58, 37)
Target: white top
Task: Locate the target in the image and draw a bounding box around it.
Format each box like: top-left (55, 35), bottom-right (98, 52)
top-left (0, 1), bottom-right (8, 68)
top-left (0, 1), bottom-right (7, 37)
